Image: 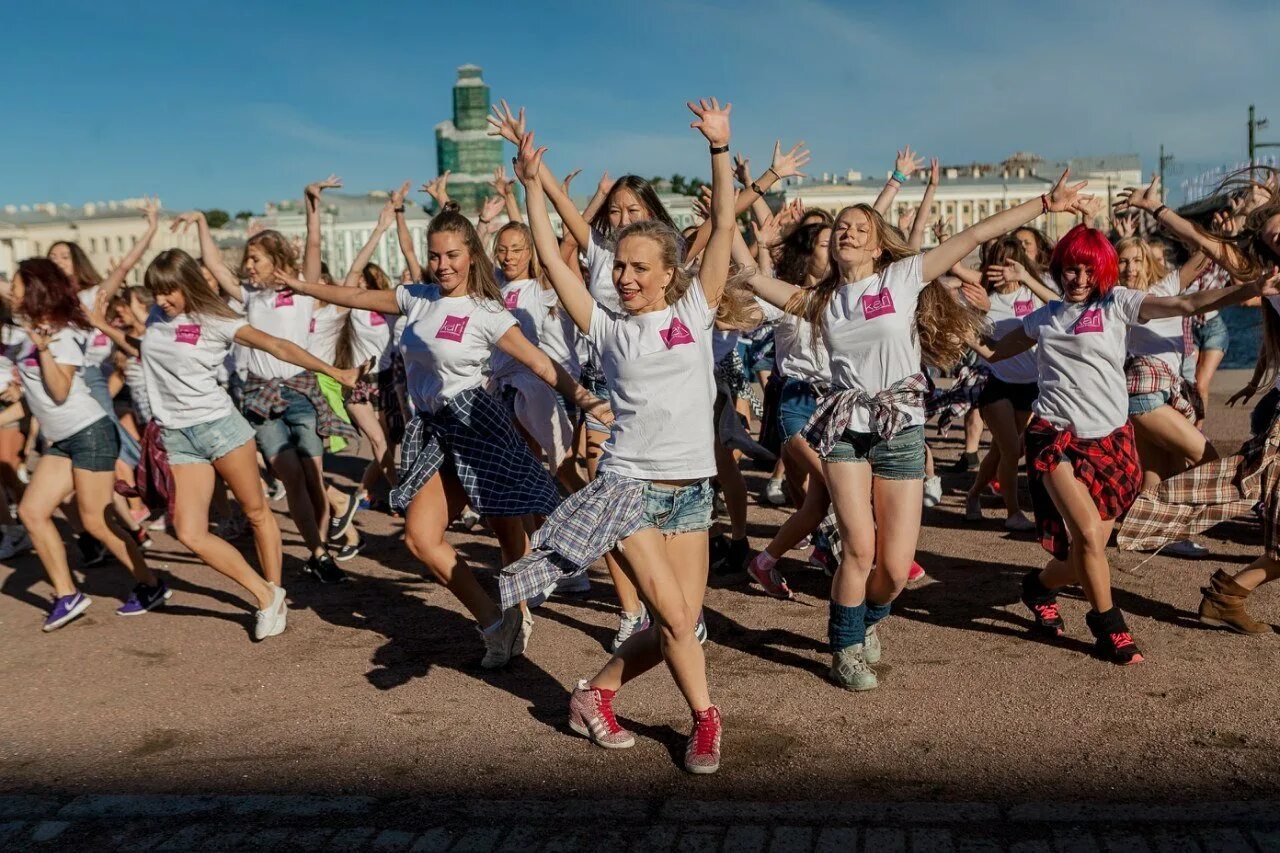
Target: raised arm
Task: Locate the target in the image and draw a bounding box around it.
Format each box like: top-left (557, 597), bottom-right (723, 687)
top-left (873, 146), bottom-right (925, 216)
top-left (303, 174), bottom-right (341, 283)
top-left (389, 181), bottom-right (422, 282)
top-left (1115, 176), bottom-right (1238, 269)
top-left (687, 98), bottom-right (735, 307)
top-left (516, 132), bottom-right (597, 334)
top-left (1137, 270), bottom-right (1276, 323)
top-left (491, 167), bottom-right (522, 225)
top-left (733, 154), bottom-right (774, 227)
top-left (274, 270), bottom-right (401, 315)
top-left (475, 194), bottom-right (506, 246)
top-left (341, 202), bottom-right (395, 288)
top-left (921, 169), bottom-right (1093, 283)
top-left (559, 171), bottom-right (607, 272)
top-left (88, 290), bottom-right (140, 357)
top-left (908, 159), bottom-right (939, 251)
top-left (234, 325), bottom-right (359, 388)
top-left (986, 258), bottom-right (1059, 305)
top-left (173, 210), bottom-right (242, 302)
top-left (98, 197), bottom-right (160, 300)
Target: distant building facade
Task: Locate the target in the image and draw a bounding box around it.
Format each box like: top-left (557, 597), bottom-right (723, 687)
top-left (784, 153), bottom-right (1141, 246)
top-left (0, 199), bottom-right (201, 281)
top-left (434, 65), bottom-right (505, 216)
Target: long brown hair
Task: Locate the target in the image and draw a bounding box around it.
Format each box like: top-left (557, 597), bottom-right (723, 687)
top-left (360, 263), bottom-right (392, 291)
top-left (144, 249), bottom-right (240, 320)
top-left (800, 204), bottom-right (983, 368)
top-left (428, 203), bottom-right (502, 305)
top-left (16, 258), bottom-right (92, 330)
top-left (48, 241), bottom-right (102, 290)
top-left (980, 235), bottom-right (1049, 292)
top-left (774, 222), bottom-right (829, 286)
top-left (1200, 166), bottom-right (1280, 281)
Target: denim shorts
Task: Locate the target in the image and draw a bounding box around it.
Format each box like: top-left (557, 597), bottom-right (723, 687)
top-left (777, 378), bottom-right (818, 441)
top-left (46, 416), bottom-right (118, 472)
top-left (641, 479), bottom-right (714, 535)
top-left (1128, 388), bottom-right (1172, 416)
top-left (245, 386), bottom-right (326, 459)
top-left (582, 368), bottom-right (612, 435)
top-left (164, 411), bottom-right (257, 466)
top-left (1193, 314), bottom-right (1229, 354)
top-left (821, 424), bottom-right (926, 480)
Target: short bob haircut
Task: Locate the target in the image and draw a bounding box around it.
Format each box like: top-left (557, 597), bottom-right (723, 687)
top-left (1049, 224), bottom-right (1118, 298)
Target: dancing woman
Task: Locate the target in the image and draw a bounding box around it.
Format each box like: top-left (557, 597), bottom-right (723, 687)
top-left (7, 259), bottom-right (161, 631)
top-left (749, 172), bottom-right (1089, 690)
top-left (983, 217), bottom-right (1265, 664)
top-left (277, 201), bottom-right (609, 669)
top-left (505, 98), bottom-right (740, 773)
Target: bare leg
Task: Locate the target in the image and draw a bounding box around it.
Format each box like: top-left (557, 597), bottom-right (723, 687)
top-left (17, 455), bottom-right (76, 596)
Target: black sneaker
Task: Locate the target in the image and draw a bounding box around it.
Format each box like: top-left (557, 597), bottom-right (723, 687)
top-left (306, 552), bottom-right (348, 584)
top-left (723, 537), bottom-right (751, 576)
top-left (948, 451), bottom-right (979, 473)
top-left (77, 536), bottom-right (110, 568)
top-left (1020, 570), bottom-right (1065, 636)
top-left (708, 534), bottom-right (730, 573)
top-left (327, 492), bottom-right (363, 545)
top-left (1086, 608), bottom-right (1145, 665)
top-left (334, 534), bottom-right (362, 563)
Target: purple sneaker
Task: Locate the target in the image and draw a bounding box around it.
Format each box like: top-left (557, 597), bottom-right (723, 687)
top-left (116, 580), bottom-right (171, 616)
top-left (43, 592), bottom-right (92, 632)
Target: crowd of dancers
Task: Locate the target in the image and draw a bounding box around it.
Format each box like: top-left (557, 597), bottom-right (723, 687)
top-left (7, 96), bottom-right (1280, 775)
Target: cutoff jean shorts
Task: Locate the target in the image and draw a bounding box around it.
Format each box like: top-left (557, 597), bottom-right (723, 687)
top-left (164, 411), bottom-right (257, 466)
top-left (820, 424), bottom-right (926, 480)
top-left (46, 416), bottom-right (118, 473)
top-left (640, 479), bottom-right (714, 535)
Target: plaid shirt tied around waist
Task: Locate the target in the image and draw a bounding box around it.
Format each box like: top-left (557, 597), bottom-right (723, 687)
top-left (241, 372), bottom-right (358, 443)
top-left (1024, 417), bottom-right (1141, 560)
top-left (389, 386), bottom-right (560, 518)
top-left (925, 363), bottom-right (989, 438)
top-left (498, 472), bottom-right (647, 610)
top-left (802, 373), bottom-right (928, 457)
top-left (1119, 408), bottom-right (1280, 559)
top-left (1124, 355), bottom-right (1204, 422)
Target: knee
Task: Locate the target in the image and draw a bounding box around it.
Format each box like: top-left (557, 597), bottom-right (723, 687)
top-left (242, 498), bottom-right (272, 528)
top-left (79, 510), bottom-right (114, 541)
top-left (17, 500), bottom-right (46, 529)
top-left (406, 531), bottom-right (453, 577)
top-left (175, 522), bottom-right (213, 554)
top-left (657, 607), bottom-right (696, 645)
top-left (838, 544), bottom-right (874, 576)
top-left (1074, 522), bottom-right (1109, 556)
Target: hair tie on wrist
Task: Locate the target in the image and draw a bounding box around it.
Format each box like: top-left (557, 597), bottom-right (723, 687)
top-left (1040, 194), bottom-right (1050, 214)
top-left (709, 144), bottom-right (729, 155)
top-left (891, 169), bottom-right (908, 184)
top-left (1152, 205), bottom-right (1169, 220)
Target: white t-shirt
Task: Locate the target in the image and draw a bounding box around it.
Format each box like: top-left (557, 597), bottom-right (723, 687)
top-left (16, 326), bottom-right (108, 442)
top-left (770, 301), bottom-right (830, 385)
top-left (1126, 270), bottom-right (1184, 373)
top-left (1023, 287), bottom-right (1148, 438)
top-left (141, 307), bottom-right (248, 428)
top-left (583, 230), bottom-right (624, 314)
top-left (541, 297), bottom-right (581, 377)
top-left (309, 303), bottom-right (346, 365)
top-left (589, 282), bottom-right (717, 480)
top-left (350, 306), bottom-right (392, 367)
top-left (241, 285), bottom-right (316, 380)
top-left (982, 286), bottom-right (1043, 384)
top-left (824, 254), bottom-right (927, 432)
top-left (77, 286), bottom-right (114, 369)
top-left (396, 284), bottom-right (517, 413)
top-left (0, 326), bottom-right (29, 390)
top-left (490, 278), bottom-right (547, 382)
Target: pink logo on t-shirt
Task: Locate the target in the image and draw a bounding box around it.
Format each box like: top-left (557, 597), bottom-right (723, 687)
top-left (22, 355), bottom-right (37, 368)
top-left (1072, 308), bottom-right (1104, 334)
top-left (309, 318), bottom-right (317, 333)
top-left (175, 324), bottom-right (202, 345)
top-left (659, 316), bottom-right (694, 348)
top-left (504, 290), bottom-right (520, 310)
top-left (861, 288), bottom-right (896, 320)
top-left (1014, 299), bottom-right (1034, 317)
top-left (274, 291), bottom-right (294, 308)
top-left (370, 312), bottom-right (387, 327)
top-left (92, 332), bottom-right (109, 347)
top-left (435, 315), bottom-right (470, 342)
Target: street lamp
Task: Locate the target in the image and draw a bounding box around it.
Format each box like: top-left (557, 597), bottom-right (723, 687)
top-left (1249, 104), bottom-right (1278, 166)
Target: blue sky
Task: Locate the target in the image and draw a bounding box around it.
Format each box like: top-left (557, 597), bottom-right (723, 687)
top-left (3, 0), bottom-right (1277, 211)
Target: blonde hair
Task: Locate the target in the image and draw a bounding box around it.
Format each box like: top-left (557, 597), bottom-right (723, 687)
top-left (145, 249), bottom-right (239, 320)
top-left (1114, 236), bottom-right (1169, 290)
top-left (240, 229), bottom-right (298, 277)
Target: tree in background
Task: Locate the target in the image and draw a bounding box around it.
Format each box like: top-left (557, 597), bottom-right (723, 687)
top-left (234, 210), bottom-right (254, 221)
top-left (202, 209), bottom-right (230, 228)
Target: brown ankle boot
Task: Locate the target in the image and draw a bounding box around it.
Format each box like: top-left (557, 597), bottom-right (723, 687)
top-left (1199, 572), bottom-right (1271, 635)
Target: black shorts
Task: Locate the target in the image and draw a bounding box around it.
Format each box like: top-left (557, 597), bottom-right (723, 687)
top-left (977, 377), bottom-right (1039, 412)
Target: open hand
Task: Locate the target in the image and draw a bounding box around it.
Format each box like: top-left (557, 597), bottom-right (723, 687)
top-left (479, 194), bottom-right (505, 223)
top-left (389, 180), bottom-right (411, 209)
top-left (486, 100), bottom-right (526, 145)
top-left (770, 140), bottom-right (810, 180)
top-left (687, 97), bottom-right (732, 147)
top-left (421, 172), bottom-right (451, 206)
top-left (514, 131), bottom-right (547, 185)
top-left (170, 210), bottom-right (204, 234)
top-left (895, 145), bottom-right (925, 178)
top-left (305, 174), bottom-right (343, 200)
top-left (1114, 174), bottom-right (1161, 214)
top-left (1045, 169), bottom-right (1093, 215)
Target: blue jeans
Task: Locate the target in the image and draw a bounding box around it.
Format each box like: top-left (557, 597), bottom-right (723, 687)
top-left (164, 411), bottom-right (257, 465)
top-left (246, 386), bottom-right (325, 459)
top-left (640, 479), bottom-right (714, 535)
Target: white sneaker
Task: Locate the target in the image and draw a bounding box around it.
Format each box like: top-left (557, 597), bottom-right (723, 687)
top-left (611, 606), bottom-right (650, 652)
top-left (0, 525), bottom-right (32, 560)
top-left (148, 514), bottom-right (167, 532)
top-left (16, 465), bottom-right (30, 485)
top-left (965, 493), bottom-right (983, 522)
top-left (457, 508), bottom-right (482, 532)
top-left (253, 584), bottom-right (288, 640)
top-left (763, 478), bottom-right (787, 506)
top-left (923, 476), bottom-right (943, 508)
top-left (1164, 539), bottom-right (1210, 559)
top-left (480, 607), bottom-right (525, 669)
top-left (266, 481), bottom-right (287, 503)
top-left (1004, 513), bottom-right (1036, 532)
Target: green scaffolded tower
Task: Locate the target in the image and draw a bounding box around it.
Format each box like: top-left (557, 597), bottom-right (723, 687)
top-left (434, 65), bottom-right (504, 215)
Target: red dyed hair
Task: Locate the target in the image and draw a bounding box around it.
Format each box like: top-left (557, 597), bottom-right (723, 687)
top-left (16, 258), bottom-right (92, 330)
top-left (1049, 224), bottom-right (1119, 298)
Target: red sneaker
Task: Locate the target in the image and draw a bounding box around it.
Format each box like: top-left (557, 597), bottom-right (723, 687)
top-left (684, 706), bottom-right (722, 774)
top-left (747, 553), bottom-right (793, 599)
top-left (568, 680), bottom-right (635, 749)
top-left (906, 561), bottom-right (926, 585)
